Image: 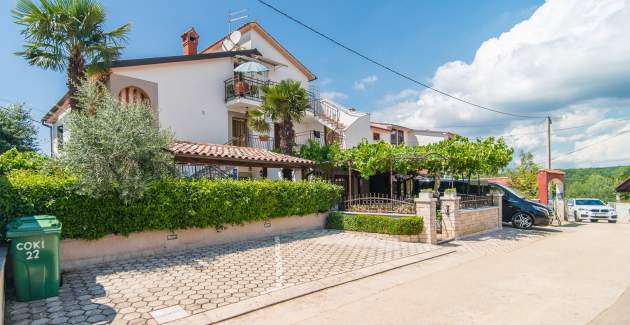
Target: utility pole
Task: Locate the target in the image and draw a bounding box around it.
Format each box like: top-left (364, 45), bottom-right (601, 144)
top-left (546, 116), bottom-right (552, 170)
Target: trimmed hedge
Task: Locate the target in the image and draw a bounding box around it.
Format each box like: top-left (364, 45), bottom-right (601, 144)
top-left (326, 212), bottom-right (423, 235)
top-left (0, 171), bottom-right (342, 240)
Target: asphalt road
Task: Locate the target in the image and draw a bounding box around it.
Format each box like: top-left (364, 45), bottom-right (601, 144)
top-left (223, 222), bottom-right (630, 325)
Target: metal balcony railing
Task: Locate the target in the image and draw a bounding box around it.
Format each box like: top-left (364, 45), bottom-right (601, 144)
top-left (294, 130), bottom-right (325, 147)
top-left (225, 76), bottom-right (343, 131)
top-left (226, 134), bottom-right (275, 151)
top-left (224, 76), bottom-right (277, 102)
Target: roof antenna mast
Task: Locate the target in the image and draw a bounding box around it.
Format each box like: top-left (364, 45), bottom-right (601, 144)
top-left (228, 9), bottom-right (249, 34)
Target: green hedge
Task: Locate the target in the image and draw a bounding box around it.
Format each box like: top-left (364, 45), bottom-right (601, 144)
top-left (0, 171), bottom-right (342, 240)
top-left (326, 212), bottom-right (423, 235)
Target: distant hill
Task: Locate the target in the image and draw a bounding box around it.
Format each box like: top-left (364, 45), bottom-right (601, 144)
top-left (563, 165), bottom-right (630, 202)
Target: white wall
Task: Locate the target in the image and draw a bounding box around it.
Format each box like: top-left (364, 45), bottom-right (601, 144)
top-left (111, 58), bottom-right (234, 144)
top-left (246, 30), bottom-right (310, 86)
top-left (343, 113), bottom-right (371, 148)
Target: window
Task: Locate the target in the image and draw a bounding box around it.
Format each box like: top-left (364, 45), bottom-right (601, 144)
top-left (313, 130), bottom-right (321, 138)
top-left (57, 125), bottom-right (64, 149)
top-left (373, 133), bottom-right (380, 141)
top-left (390, 129), bottom-right (404, 145)
top-left (118, 86), bottom-right (150, 105)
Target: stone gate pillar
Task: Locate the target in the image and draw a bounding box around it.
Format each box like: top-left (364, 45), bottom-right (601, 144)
top-left (440, 192), bottom-right (461, 239)
top-left (415, 192), bottom-right (437, 244)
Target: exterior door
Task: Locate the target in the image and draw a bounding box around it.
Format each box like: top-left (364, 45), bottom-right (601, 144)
top-left (232, 118), bottom-right (248, 146)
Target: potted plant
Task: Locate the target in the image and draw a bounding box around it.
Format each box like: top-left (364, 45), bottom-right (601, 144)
top-left (444, 188), bottom-right (457, 199)
top-left (226, 83), bottom-right (235, 97)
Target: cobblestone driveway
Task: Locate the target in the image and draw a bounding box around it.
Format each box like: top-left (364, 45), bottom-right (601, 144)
top-left (7, 230), bottom-right (436, 325)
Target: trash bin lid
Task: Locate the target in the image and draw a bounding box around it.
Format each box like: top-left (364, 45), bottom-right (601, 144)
top-left (6, 215), bottom-right (62, 238)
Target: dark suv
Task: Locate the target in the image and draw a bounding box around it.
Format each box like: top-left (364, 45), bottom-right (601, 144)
top-left (489, 183), bottom-right (552, 229)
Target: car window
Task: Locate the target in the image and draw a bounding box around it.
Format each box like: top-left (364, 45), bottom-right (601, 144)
top-left (575, 199), bottom-right (605, 206)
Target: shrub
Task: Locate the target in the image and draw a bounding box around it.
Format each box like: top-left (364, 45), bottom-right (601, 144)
top-left (0, 171), bottom-right (342, 240)
top-left (0, 148), bottom-right (50, 175)
top-left (62, 80), bottom-right (174, 203)
top-left (326, 212), bottom-right (423, 235)
top-left (445, 188), bottom-right (456, 193)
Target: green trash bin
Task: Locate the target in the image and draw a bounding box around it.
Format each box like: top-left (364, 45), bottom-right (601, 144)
top-left (6, 215), bottom-right (62, 302)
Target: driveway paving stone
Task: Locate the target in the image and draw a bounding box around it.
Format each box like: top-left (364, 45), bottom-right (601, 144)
top-left (7, 229), bottom-right (436, 324)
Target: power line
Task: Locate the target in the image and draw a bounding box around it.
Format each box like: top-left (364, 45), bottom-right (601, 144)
top-left (257, 0), bottom-right (544, 120)
top-left (552, 129), bottom-right (630, 161)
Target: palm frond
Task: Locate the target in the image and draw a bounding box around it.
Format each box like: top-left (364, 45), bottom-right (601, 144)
top-left (247, 109), bottom-right (271, 133)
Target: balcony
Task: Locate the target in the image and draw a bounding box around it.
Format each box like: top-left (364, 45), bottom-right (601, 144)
top-left (224, 76), bottom-right (276, 110)
top-left (227, 134), bottom-right (276, 151)
top-left (294, 130), bottom-right (325, 148)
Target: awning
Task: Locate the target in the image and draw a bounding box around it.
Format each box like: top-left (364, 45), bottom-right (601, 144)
top-left (170, 140), bottom-right (314, 168)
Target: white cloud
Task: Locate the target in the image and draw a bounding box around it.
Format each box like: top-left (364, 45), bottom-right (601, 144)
top-left (319, 77), bottom-right (333, 86)
top-left (379, 89), bottom-right (421, 104)
top-left (320, 91), bottom-right (348, 101)
top-left (373, 0), bottom-right (630, 168)
top-left (354, 75), bottom-right (378, 90)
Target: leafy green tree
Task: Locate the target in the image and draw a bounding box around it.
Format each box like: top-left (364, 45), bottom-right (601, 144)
top-left (61, 80), bottom-right (174, 203)
top-left (13, 0), bottom-right (130, 110)
top-left (248, 79), bottom-right (310, 179)
top-left (564, 166), bottom-right (630, 202)
top-left (507, 151), bottom-right (539, 199)
top-left (0, 103), bottom-right (38, 153)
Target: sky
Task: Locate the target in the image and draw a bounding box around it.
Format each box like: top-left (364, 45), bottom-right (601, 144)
top-left (1, 0), bottom-right (629, 169)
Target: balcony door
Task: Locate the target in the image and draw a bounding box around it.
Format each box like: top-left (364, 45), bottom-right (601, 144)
top-left (232, 117), bottom-right (248, 146)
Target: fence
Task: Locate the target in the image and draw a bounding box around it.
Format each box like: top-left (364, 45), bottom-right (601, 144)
top-left (338, 193), bottom-right (416, 215)
top-left (459, 194), bottom-right (496, 209)
top-left (176, 163), bottom-right (229, 179)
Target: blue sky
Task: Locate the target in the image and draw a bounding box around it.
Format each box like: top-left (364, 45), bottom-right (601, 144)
top-left (2, 0), bottom-right (629, 168)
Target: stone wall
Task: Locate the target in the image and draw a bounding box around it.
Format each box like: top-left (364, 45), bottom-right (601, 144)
top-left (458, 207), bottom-right (501, 237)
top-left (440, 193), bottom-right (503, 240)
top-left (61, 213), bottom-right (328, 271)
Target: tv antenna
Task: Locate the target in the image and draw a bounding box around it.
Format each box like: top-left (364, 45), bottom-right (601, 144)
top-left (228, 9), bottom-right (249, 33)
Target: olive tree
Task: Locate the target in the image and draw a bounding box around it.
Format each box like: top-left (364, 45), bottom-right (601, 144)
top-left (61, 80), bottom-right (174, 203)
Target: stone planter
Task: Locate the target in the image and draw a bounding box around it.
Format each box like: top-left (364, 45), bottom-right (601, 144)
top-left (443, 191), bottom-right (458, 200)
top-left (417, 192), bottom-right (434, 200)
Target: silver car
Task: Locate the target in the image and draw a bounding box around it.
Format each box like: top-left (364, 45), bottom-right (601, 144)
top-left (567, 198), bottom-right (617, 223)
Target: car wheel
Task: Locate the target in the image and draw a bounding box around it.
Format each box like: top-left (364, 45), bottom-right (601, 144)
top-left (608, 220), bottom-right (617, 223)
top-left (590, 219), bottom-right (597, 223)
top-left (512, 212), bottom-right (534, 229)
top-left (574, 211), bottom-right (578, 222)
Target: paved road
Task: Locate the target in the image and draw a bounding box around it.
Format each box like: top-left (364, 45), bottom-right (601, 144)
top-left (224, 223), bottom-right (630, 325)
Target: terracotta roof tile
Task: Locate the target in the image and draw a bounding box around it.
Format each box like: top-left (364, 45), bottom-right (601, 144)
top-left (170, 140), bottom-right (314, 166)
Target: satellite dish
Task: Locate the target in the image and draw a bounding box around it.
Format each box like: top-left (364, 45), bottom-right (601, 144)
top-left (229, 30), bottom-right (242, 45)
top-left (221, 38), bottom-right (235, 51)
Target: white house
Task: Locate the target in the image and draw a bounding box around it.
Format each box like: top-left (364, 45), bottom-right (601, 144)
top-left (43, 22), bottom-right (375, 180)
top-left (42, 22), bottom-right (450, 182)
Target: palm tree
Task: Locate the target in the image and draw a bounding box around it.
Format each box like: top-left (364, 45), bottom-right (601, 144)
top-left (13, 0), bottom-right (130, 111)
top-left (248, 79), bottom-right (310, 180)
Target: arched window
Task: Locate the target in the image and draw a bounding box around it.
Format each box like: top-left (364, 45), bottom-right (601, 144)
top-left (118, 86), bottom-right (150, 105)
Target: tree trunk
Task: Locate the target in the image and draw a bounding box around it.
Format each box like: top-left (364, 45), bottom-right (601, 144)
top-left (279, 118), bottom-right (295, 180)
top-left (433, 173), bottom-right (441, 197)
top-left (67, 46), bottom-right (86, 112)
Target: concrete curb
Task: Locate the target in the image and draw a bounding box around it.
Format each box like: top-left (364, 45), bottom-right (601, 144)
top-left (166, 247), bottom-right (455, 325)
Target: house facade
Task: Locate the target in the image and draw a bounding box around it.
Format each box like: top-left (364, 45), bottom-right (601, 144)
top-left (42, 22), bottom-right (450, 183)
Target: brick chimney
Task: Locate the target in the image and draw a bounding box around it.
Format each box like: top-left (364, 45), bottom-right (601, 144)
top-left (181, 27), bottom-right (199, 55)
